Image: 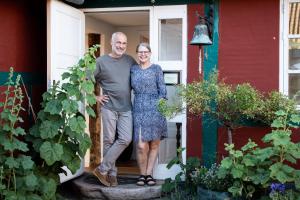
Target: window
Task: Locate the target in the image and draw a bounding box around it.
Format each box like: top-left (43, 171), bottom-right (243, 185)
top-left (281, 0), bottom-right (300, 104)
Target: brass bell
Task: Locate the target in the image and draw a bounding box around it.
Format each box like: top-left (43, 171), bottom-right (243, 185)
top-left (190, 21), bottom-right (212, 45)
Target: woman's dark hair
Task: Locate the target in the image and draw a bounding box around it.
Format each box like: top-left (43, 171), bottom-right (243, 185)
top-left (136, 43), bottom-right (151, 53)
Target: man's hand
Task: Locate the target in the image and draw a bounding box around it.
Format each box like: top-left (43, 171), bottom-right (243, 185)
top-left (96, 95), bottom-right (109, 105)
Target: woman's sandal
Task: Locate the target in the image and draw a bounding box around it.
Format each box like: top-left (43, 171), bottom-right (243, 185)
top-left (136, 175), bottom-right (146, 186)
top-left (145, 175), bottom-right (156, 186)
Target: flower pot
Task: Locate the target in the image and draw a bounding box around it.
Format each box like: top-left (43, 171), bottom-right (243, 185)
top-left (197, 186), bottom-right (231, 200)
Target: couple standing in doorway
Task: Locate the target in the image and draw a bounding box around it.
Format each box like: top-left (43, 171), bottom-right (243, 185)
top-left (93, 32), bottom-right (167, 187)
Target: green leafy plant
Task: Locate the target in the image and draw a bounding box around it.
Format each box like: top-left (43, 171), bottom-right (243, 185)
top-left (193, 163), bottom-right (232, 192)
top-left (157, 98), bottom-right (183, 119)
top-left (218, 109), bottom-right (300, 199)
top-left (162, 148), bottom-right (200, 199)
top-left (180, 71), bottom-right (263, 144)
top-left (0, 45), bottom-right (99, 199)
top-left (0, 68), bottom-right (40, 199)
top-left (256, 91), bottom-right (297, 126)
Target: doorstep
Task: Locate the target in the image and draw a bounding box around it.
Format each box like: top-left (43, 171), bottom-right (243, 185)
top-left (70, 172), bottom-right (163, 200)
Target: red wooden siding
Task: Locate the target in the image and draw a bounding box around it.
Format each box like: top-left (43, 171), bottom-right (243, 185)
top-left (187, 3), bottom-right (205, 159)
top-left (217, 0), bottom-right (282, 158)
top-left (218, 0), bottom-right (279, 92)
top-left (0, 0), bottom-right (47, 123)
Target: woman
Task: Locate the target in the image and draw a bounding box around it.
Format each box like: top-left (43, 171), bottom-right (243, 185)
top-left (131, 43), bottom-right (168, 186)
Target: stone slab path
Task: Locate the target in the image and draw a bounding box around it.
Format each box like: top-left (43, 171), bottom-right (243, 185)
top-left (59, 172), bottom-right (165, 200)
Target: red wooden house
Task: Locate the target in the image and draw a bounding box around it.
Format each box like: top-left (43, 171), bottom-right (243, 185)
top-left (0, 0), bottom-right (299, 180)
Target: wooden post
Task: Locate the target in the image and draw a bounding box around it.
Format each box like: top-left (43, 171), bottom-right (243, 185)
top-left (89, 83), bottom-right (101, 169)
top-left (88, 33), bottom-right (101, 169)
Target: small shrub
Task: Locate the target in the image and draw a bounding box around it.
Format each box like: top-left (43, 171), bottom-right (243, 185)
top-left (193, 163), bottom-right (232, 192)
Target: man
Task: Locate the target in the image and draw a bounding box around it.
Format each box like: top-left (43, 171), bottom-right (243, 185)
top-left (93, 32), bottom-right (136, 187)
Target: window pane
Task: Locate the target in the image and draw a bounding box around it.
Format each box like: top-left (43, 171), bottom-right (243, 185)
top-left (289, 2), bottom-right (300, 35)
top-left (289, 38), bottom-right (300, 69)
top-left (289, 74), bottom-right (300, 103)
top-left (159, 19), bottom-right (182, 61)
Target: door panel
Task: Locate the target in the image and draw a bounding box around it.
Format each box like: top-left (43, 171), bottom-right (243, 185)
top-left (47, 0), bottom-right (85, 87)
top-left (151, 5), bottom-right (187, 179)
top-left (47, 0), bottom-right (85, 183)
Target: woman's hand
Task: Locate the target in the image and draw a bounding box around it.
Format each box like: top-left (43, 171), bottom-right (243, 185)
top-left (96, 95), bottom-right (109, 105)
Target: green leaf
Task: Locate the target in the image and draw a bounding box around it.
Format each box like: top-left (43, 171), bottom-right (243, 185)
top-left (18, 155), bottom-right (34, 170)
top-left (290, 114), bottom-right (300, 124)
top-left (86, 94), bottom-right (96, 105)
top-left (64, 126), bottom-right (78, 138)
top-left (242, 155), bottom-right (256, 166)
top-left (295, 175), bottom-right (300, 190)
top-left (69, 116), bottom-right (86, 133)
top-left (61, 72), bottom-right (71, 80)
top-left (271, 118), bottom-right (285, 128)
top-left (270, 163), bottom-right (294, 183)
top-left (3, 123), bottom-right (11, 131)
top-left (25, 173), bottom-right (38, 188)
top-left (81, 81), bottom-right (94, 94)
top-left (79, 133), bottom-right (91, 157)
top-left (275, 110), bottom-right (286, 116)
top-left (25, 194), bottom-right (43, 200)
top-left (62, 99), bottom-right (78, 113)
top-left (62, 83), bottom-right (80, 97)
top-left (220, 157), bottom-right (233, 169)
top-left (39, 120), bottom-right (60, 139)
top-left (5, 157), bottom-right (20, 169)
top-left (228, 185), bottom-right (243, 197)
top-left (251, 168), bottom-right (270, 185)
top-left (86, 106), bottom-right (95, 117)
top-left (14, 139), bottom-right (29, 152)
top-left (3, 138), bottom-right (14, 151)
top-left (44, 99), bottom-right (62, 115)
top-left (166, 157), bottom-right (180, 169)
top-left (29, 124), bottom-right (40, 137)
top-left (253, 147), bottom-right (273, 161)
top-left (40, 177), bottom-right (57, 199)
top-left (12, 127), bottom-right (26, 136)
top-left (64, 156), bottom-right (81, 174)
top-left (40, 142), bottom-right (64, 165)
top-left (8, 114), bottom-right (18, 124)
top-left (231, 164), bottom-right (244, 178)
top-left (241, 139), bottom-right (257, 151)
top-left (271, 130), bottom-right (291, 146)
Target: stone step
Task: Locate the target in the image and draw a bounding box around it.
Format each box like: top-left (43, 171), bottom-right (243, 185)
top-left (71, 172), bottom-right (163, 200)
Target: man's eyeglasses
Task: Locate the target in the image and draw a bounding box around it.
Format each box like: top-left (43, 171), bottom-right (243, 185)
top-left (137, 51), bottom-right (150, 54)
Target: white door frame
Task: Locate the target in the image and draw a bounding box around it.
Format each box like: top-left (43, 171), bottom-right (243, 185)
top-left (82, 5), bottom-right (187, 179)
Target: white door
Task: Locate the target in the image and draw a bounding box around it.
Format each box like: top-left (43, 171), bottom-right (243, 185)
top-left (47, 0), bottom-right (85, 183)
top-left (150, 5), bottom-right (187, 179)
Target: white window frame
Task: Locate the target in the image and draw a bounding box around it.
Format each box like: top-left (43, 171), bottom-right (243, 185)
top-left (280, 0), bottom-right (300, 107)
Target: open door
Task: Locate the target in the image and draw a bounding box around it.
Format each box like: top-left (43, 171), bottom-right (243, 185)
top-left (151, 5), bottom-right (187, 179)
top-left (47, 0), bottom-right (85, 183)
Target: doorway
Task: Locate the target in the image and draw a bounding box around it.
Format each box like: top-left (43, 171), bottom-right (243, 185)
top-left (83, 5), bottom-right (187, 179)
top-left (47, 1), bottom-right (187, 180)
top-left (85, 10), bottom-right (150, 175)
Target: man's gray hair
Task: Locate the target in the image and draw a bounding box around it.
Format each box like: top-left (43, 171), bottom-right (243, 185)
top-left (111, 32), bottom-right (127, 42)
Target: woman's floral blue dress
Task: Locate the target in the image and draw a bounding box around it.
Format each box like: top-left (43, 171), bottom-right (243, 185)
top-left (131, 64), bottom-right (167, 142)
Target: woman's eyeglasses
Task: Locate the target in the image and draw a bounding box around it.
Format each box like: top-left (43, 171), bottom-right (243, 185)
top-left (137, 51), bottom-right (150, 54)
